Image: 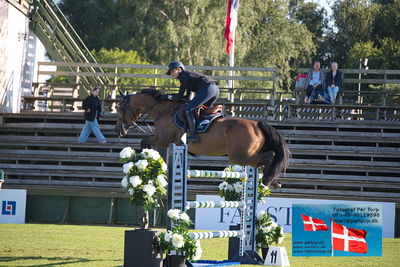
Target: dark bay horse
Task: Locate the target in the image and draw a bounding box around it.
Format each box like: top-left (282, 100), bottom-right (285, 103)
top-left (115, 89), bottom-right (290, 187)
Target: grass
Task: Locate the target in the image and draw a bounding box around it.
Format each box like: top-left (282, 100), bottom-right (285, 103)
top-left (0, 223), bottom-right (399, 266)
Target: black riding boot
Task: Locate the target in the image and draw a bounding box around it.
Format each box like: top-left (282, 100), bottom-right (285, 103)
top-left (185, 109), bottom-right (199, 143)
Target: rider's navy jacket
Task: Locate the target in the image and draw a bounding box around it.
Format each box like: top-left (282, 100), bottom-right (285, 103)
top-left (175, 70), bottom-right (215, 99)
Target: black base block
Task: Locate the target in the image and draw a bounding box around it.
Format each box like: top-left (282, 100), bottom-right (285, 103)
top-left (124, 229), bottom-right (163, 267)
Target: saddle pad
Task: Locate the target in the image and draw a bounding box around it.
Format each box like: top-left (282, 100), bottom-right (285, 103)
top-left (173, 111), bottom-right (223, 133)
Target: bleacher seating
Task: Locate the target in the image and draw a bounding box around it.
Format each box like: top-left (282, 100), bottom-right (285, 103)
top-left (0, 111), bottom-right (399, 203)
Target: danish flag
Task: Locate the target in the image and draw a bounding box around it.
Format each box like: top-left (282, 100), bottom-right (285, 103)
top-left (300, 214), bottom-right (329, 231)
top-left (332, 222), bottom-right (368, 254)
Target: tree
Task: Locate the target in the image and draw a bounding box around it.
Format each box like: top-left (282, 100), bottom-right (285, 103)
top-left (59, 0), bottom-right (316, 90)
top-left (288, 0), bottom-right (329, 65)
top-left (331, 0), bottom-right (378, 67)
top-left (372, 0), bottom-right (400, 42)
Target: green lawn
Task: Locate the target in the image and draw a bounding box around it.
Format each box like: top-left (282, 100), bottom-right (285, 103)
top-left (0, 224), bottom-right (399, 266)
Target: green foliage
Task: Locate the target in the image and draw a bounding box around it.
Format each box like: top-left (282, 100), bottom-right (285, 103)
top-left (331, 0), bottom-right (379, 66)
top-left (59, 0), bottom-right (316, 91)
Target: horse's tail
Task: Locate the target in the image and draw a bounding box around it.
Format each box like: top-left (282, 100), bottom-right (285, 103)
top-left (258, 121), bottom-right (291, 186)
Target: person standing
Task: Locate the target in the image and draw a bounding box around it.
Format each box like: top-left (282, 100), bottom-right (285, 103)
top-left (325, 62), bottom-right (343, 104)
top-left (163, 61), bottom-right (220, 143)
top-left (304, 61), bottom-right (325, 103)
top-left (78, 86), bottom-right (107, 143)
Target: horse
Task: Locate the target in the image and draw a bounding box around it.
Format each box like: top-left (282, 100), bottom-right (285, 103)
top-left (115, 89), bottom-right (290, 188)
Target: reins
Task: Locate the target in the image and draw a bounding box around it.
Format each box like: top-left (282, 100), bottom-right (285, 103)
top-left (120, 103), bottom-right (155, 135)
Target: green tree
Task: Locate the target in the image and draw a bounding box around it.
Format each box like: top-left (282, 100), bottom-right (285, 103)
top-left (331, 0), bottom-right (378, 67)
top-left (59, 0), bottom-right (316, 90)
top-left (372, 0), bottom-right (400, 42)
top-left (288, 0), bottom-right (329, 65)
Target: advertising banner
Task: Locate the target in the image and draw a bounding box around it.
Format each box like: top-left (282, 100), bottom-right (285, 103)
top-left (292, 203), bottom-right (382, 257)
top-left (194, 195), bottom-right (395, 238)
top-left (0, 189), bottom-right (26, 223)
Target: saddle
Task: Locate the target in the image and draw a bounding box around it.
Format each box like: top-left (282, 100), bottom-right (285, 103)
top-left (174, 105), bottom-right (224, 133)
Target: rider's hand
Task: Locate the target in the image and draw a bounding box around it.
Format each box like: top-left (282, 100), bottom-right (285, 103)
top-left (160, 94), bottom-right (173, 100)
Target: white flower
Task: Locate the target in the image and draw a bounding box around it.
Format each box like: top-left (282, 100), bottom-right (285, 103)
top-left (270, 221), bottom-right (278, 228)
top-left (141, 148), bottom-right (161, 161)
top-left (123, 162), bottom-right (134, 174)
top-left (257, 210), bottom-right (266, 220)
top-left (167, 209), bottom-right (181, 220)
top-left (227, 184), bottom-right (234, 191)
top-left (232, 165), bottom-right (244, 172)
top-left (218, 181), bottom-right (228, 190)
top-left (128, 188), bottom-right (134, 196)
top-left (121, 176), bottom-right (129, 188)
top-left (120, 147), bottom-right (134, 158)
top-left (179, 212), bottom-right (190, 222)
top-left (142, 184), bottom-right (156, 196)
top-left (129, 176), bottom-right (142, 187)
top-left (192, 240), bottom-right (202, 261)
top-left (171, 233), bottom-right (185, 248)
top-left (263, 226), bottom-right (273, 233)
top-left (135, 159), bottom-right (148, 171)
top-left (161, 162), bottom-right (167, 171)
top-left (234, 182), bottom-right (243, 193)
top-left (164, 231), bottom-right (172, 242)
top-left (157, 175), bottom-right (168, 187)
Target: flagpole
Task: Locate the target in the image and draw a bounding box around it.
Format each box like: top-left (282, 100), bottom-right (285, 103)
top-left (228, 36), bottom-right (235, 102)
top-left (331, 219), bottom-right (334, 257)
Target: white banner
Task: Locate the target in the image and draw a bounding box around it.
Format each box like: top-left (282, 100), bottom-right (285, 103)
top-left (194, 195), bottom-right (395, 238)
top-left (0, 189), bottom-right (26, 223)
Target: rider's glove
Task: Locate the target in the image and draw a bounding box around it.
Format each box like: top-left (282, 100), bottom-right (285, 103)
top-left (160, 94), bottom-right (173, 100)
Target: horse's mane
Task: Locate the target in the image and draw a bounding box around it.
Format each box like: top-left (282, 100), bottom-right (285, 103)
top-left (139, 89), bottom-right (164, 99)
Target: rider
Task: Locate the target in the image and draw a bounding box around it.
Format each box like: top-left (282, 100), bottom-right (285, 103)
top-left (163, 61), bottom-right (220, 143)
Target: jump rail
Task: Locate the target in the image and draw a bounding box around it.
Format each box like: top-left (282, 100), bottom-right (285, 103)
top-left (167, 143), bottom-right (263, 265)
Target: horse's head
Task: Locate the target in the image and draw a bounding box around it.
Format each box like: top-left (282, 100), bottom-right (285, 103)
top-left (115, 89), bottom-right (163, 136)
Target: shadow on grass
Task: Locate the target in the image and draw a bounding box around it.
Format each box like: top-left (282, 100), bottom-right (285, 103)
top-left (0, 256), bottom-right (120, 266)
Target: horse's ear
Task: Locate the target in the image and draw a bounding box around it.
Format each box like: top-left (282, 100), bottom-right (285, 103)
top-left (118, 89), bottom-right (126, 99)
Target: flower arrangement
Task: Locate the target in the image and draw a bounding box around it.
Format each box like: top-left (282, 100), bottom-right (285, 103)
top-left (120, 147), bottom-right (168, 228)
top-left (218, 165), bottom-right (245, 201)
top-left (218, 165), bottom-right (271, 202)
top-left (158, 209), bottom-right (202, 261)
top-left (255, 210), bottom-right (285, 248)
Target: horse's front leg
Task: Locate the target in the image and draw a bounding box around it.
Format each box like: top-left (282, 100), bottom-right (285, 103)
top-left (140, 135), bottom-right (159, 149)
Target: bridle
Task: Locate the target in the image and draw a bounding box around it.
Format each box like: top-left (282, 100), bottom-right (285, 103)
top-left (117, 91), bottom-right (155, 135)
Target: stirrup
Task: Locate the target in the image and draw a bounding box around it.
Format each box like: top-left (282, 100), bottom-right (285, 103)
top-left (187, 133), bottom-right (199, 143)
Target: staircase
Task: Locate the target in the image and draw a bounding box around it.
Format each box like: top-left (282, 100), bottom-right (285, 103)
top-left (29, 0), bottom-right (109, 97)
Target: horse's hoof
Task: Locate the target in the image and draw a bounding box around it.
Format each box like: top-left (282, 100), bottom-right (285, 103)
top-left (271, 180), bottom-right (282, 189)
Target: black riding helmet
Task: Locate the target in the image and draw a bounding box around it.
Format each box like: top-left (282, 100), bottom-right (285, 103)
top-left (166, 61), bottom-right (185, 75)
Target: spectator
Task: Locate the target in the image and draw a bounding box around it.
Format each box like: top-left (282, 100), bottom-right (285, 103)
top-left (325, 62), bottom-right (343, 104)
top-left (304, 61), bottom-right (325, 103)
top-left (78, 86), bottom-right (107, 143)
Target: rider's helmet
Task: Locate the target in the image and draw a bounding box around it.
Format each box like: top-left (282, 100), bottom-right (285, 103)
top-left (166, 61), bottom-right (185, 75)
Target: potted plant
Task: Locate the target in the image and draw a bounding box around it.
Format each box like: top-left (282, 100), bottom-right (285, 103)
top-left (255, 210), bottom-right (285, 259)
top-left (158, 209), bottom-right (202, 267)
top-left (120, 147), bottom-right (168, 267)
